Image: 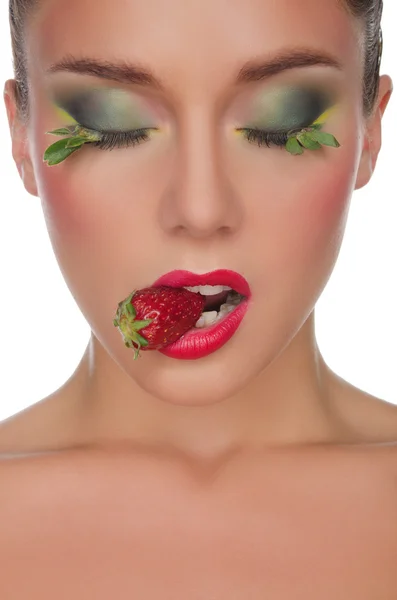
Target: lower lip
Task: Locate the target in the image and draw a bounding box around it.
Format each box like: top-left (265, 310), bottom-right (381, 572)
top-left (158, 298), bottom-right (250, 360)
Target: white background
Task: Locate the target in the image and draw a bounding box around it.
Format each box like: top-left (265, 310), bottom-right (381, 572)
top-left (0, 3), bottom-right (396, 421)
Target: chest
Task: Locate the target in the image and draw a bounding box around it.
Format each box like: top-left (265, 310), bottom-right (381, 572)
top-left (1, 453), bottom-right (396, 599)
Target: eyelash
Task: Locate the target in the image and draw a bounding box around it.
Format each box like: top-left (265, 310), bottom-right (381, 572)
top-left (77, 124), bottom-right (307, 152)
top-left (237, 128), bottom-right (291, 148)
top-left (88, 127), bottom-right (154, 150)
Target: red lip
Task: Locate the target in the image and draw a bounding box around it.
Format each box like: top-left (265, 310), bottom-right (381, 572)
top-left (158, 298), bottom-right (250, 360)
top-left (152, 269), bottom-right (251, 298)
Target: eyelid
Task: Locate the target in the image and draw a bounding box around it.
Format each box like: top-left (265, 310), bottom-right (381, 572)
top-left (243, 88), bottom-right (335, 132)
top-left (52, 94), bottom-right (152, 132)
top-left (312, 105), bottom-right (337, 125)
top-left (53, 104), bottom-right (79, 125)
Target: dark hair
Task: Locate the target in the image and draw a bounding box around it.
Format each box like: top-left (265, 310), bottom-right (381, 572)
top-left (339, 0), bottom-right (384, 117)
top-left (9, 0), bottom-right (384, 124)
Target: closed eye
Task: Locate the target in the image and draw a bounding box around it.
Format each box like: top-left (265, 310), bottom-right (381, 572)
top-left (78, 125), bottom-right (158, 151)
top-left (236, 127), bottom-right (291, 148)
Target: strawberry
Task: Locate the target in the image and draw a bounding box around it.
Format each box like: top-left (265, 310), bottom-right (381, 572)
top-left (113, 286), bottom-right (205, 359)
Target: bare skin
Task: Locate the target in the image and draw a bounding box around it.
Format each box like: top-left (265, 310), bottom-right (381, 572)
top-left (1, 0), bottom-right (397, 596)
top-left (1, 351), bottom-right (397, 599)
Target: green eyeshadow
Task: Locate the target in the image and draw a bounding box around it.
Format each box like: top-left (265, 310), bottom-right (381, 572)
top-left (52, 88), bottom-right (151, 131)
top-left (249, 86), bottom-right (335, 132)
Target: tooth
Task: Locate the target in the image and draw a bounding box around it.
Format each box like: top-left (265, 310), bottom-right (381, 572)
top-left (184, 286), bottom-right (204, 294)
top-left (195, 310), bottom-right (218, 328)
top-left (219, 303), bottom-right (235, 314)
top-left (184, 285), bottom-right (232, 295)
top-left (203, 311), bottom-right (218, 325)
top-left (194, 315), bottom-right (206, 328)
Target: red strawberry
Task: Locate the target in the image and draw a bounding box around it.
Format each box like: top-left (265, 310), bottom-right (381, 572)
top-left (113, 286), bottom-right (205, 359)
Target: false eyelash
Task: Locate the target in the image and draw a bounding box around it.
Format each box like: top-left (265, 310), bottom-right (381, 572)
top-left (77, 125), bottom-right (311, 152)
top-left (238, 127), bottom-right (291, 148)
top-left (94, 128), bottom-right (152, 150)
top-left (94, 127), bottom-right (290, 151)
top-left (81, 127), bottom-right (153, 151)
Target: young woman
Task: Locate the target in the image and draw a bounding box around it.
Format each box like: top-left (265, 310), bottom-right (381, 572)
top-left (1, 0), bottom-right (396, 597)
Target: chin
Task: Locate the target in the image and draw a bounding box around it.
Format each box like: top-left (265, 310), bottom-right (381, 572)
top-left (125, 343), bottom-right (263, 407)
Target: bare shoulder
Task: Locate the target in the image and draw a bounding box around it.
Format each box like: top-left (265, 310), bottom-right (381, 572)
top-left (0, 387), bottom-right (83, 456)
top-left (0, 376), bottom-right (397, 453)
top-left (1, 373), bottom-right (397, 468)
top-left (0, 381), bottom-right (396, 599)
top-left (329, 371), bottom-right (397, 446)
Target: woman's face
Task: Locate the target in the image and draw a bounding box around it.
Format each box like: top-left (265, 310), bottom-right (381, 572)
top-left (21, 0), bottom-right (370, 404)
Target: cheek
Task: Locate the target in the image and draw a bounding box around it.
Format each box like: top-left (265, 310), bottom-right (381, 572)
top-left (246, 151), bottom-right (358, 298)
top-left (34, 156), bottom-right (128, 306)
top-left (38, 168), bottom-right (83, 237)
top-left (34, 143), bottom-right (167, 295)
top-left (283, 119), bottom-right (362, 260)
top-left (34, 133), bottom-right (94, 241)
top-left (278, 159), bottom-right (355, 295)
top-left (33, 115), bottom-right (114, 240)
top-left (36, 151), bottom-right (126, 248)
top-left (295, 161), bottom-right (354, 249)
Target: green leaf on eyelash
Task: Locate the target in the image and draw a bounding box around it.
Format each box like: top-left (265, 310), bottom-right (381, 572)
top-left (310, 131), bottom-right (341, 147)
top-left (43, 123), bottom-right (102, 165)
top-left (65, 136), bottom-right (87, 148)
top-left (285, 136), bottom-right (304, 155)
top-left (74, 127), bottom-right (102, 142)
top-left (296, 132), bottom-right (322, 150)
top-left (46, 128), bottom-right (74, 136)
top-left (43, 138), bottom-right (81, 165)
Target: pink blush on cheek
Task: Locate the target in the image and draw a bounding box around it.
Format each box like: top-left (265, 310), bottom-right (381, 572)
top-left (37, 150), bottom-right (110, 239)
top-left (39, 168), bottom-right (86, 235)
top-left (37, 158), bottom-right (132, 274)
top-left (309, 168), bottom-right (354, 255)
top-left (37, 172), bottom-right (112, 264)
top-left (284, 156), bottom-right (356, 267)
top-left (314, 166), bottom-right (353, 223)
top-left (304, 122), bottom-right (361, 228)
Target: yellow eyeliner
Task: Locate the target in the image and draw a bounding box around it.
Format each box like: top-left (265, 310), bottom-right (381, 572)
top-left (312, 105), bottom-right (337, 126)
top-left (53, 104), bottom-right (78, 126)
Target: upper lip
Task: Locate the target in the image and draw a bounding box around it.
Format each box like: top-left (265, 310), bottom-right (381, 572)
top-left (152, 269), bottom-right (251, 298)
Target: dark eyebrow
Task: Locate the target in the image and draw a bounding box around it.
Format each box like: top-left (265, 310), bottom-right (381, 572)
top-left (236, 49), bottom-right (342, 83)
top-left (46, 49), bottom-right (343, 89)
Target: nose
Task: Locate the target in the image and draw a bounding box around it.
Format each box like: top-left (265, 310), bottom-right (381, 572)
top-left (158, 114), bottom-right (243, 239)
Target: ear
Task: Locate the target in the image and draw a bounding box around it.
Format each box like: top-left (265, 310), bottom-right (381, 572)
top-left (3, 79), bottom-right (38, 197)
top-left (355, 74), bottom-right (393, 191)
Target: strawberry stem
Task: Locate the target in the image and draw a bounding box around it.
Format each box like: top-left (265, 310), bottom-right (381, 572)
top-left (113, 292), bottom-right (154, 359)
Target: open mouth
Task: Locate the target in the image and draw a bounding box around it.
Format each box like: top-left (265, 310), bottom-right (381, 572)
top-left (183, 285), bottom-right (245, 329)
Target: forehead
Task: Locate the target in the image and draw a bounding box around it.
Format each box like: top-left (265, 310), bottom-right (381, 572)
top-left (28, 0), bottom-right (361, 97)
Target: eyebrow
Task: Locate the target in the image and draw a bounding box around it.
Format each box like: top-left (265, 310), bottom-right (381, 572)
top-left (46, 49), bottom-right (343, 90)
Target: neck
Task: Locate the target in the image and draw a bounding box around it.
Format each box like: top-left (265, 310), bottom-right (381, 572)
top-left (65, 311), bottom-right (348, 460)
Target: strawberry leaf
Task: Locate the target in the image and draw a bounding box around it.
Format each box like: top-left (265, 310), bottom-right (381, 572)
top-left (134, 333), bottom-right (150, 346)
top-left (126, 302), bottom-right (136, 317)
top-left (43, 139), bottom-right (80, 165)
top-left (65, 136), bottom-right (87, 149)
top-left (310, 131), bottom-right (341, 147)
top-left (133, 346), bottom-right (141, 360)
top-left (297, 132), bottom-right (322, 150)
top-left (46, 128), bottom-right (73, 136)
top-left (133, 319), bottom-right (154, 331)
top-left (76, 128), bottom-right (102, 142)
top-left (309, 123), bottom-right (323, 131)
top-left (286, 137), bottom-right (304, 155)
